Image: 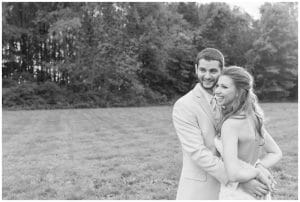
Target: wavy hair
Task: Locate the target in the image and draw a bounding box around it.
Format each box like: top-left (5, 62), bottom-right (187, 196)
top-left (216, 66), bottom-right (265, 140)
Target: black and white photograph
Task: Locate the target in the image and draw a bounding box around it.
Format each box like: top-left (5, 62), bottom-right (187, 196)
top-left (2, 1), bottom-right (298, 200)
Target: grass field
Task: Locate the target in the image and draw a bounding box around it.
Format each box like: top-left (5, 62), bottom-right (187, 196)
top-left (2, 103), bottom-right (298, 199)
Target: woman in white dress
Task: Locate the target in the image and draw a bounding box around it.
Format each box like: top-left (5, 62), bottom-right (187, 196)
top-left (214, 66), bottom-right (282, 200)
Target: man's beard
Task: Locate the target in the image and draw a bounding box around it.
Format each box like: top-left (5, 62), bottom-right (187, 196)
top-left (199, 79), bottom-right (217, 91)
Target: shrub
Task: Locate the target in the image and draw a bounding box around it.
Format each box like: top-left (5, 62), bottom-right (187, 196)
top-left (2, 78), bottom-right (18, 88)
top-left (3, 83), bottom-right (47, 108)
top-left (35, 81), bottom-right (66, 105)
top-left (2, 81), bottom-right (171, 110)
top-left (144, 88), bottom-right (168, 105)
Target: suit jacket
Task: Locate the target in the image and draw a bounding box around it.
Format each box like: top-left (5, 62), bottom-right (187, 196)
top-left (173, 83), bottom-right (229, 200)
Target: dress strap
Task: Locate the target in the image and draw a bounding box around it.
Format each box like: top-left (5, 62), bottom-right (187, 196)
top-left (228, 114), bottom-right (246, 119)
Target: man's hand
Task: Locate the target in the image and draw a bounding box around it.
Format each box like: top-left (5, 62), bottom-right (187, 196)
top-left (238, 178), bottom-right (269, 199)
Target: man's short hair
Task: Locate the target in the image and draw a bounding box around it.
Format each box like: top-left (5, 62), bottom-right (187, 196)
top-left (195, 48), bottom-right (224, 69)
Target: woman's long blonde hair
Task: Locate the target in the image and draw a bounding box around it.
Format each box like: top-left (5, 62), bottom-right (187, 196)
top-left (216, 66), bottom-right (265, 138)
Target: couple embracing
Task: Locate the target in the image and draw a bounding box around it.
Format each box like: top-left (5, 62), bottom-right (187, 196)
top-left (172, 48), bottom-right (282, 200)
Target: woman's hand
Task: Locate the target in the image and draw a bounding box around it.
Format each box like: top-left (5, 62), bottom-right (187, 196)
top-left (256, 168), bottom-right (275, 192)
top-left (256, 163), bottom-right (276, 191)
top-left (239, 179), bottom-right (269, 199)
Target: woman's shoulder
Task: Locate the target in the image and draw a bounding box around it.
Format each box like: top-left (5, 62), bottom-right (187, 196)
top-left (228, 111), bottom-right (247, 119)
top-left (222, 115), bottom-right (247, 131)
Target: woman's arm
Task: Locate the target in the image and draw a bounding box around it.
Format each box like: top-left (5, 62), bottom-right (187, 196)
top-left (258, 127), bottom-right (282, 169)
top-left (221, 119), bottom-right (260, 182)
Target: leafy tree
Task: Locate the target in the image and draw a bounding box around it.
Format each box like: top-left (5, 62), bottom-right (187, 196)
top-left (196, 3), bottom-right (256, 66)
top-left (2, 2), bottom-right (38, 80)
top-left (177, 2), bottom-right (200, 26)
top-left (2, 2), bottom-right (298, 109)
top-left (246, 2), bottom-right (298, 100)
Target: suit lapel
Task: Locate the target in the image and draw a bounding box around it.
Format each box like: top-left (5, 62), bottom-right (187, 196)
top-left (193, 84), bottom-right (217, 129)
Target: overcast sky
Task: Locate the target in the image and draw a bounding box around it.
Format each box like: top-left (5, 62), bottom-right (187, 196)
top-left (198, 0), bottom-right (266, 19)
top-left (227, 1), bottom-right (264, 19)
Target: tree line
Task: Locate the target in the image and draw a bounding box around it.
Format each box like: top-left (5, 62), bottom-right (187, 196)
top-left (2, 2), bottom-right (298, 109)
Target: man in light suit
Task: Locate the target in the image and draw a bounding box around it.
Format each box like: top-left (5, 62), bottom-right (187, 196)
top-left (172, 48), bottom-right (270, 200)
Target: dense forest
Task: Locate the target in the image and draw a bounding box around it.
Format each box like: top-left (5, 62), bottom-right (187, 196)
top-left (2, 2), bottom-right (298, 109)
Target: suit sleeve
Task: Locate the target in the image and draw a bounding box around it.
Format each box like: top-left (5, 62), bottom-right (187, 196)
top-left (173, 100), bottom-right (229, 184)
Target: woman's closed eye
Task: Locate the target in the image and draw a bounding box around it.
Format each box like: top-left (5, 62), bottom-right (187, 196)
top-left (222, 85), bottom-right (228, 89)
top-left (217, 84), bottom-right (228, 89)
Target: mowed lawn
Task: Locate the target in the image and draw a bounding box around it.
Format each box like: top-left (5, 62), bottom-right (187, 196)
top-left (2, 103), bottom-right (298, 199)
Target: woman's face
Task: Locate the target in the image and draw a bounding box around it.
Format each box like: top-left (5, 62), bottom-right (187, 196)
top-left (214, 75), bottom-right (237, 107)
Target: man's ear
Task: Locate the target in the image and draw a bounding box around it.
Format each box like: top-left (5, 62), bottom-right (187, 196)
top-left (195, 64), bottom-right (198, 74)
